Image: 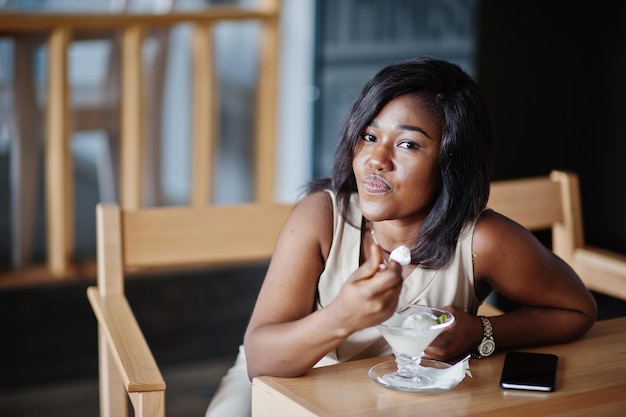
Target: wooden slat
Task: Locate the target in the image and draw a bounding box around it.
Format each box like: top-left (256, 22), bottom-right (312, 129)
top-left (88, 288), bottom-right (166, 393)
top-left (0, 8), bottom-right (277, 33)
top-left (120, 24), bottom-right (145, 210)
top-left (574, 246), bottom-right (626, 300)
top-left (254, 2), bottom-right (280, 203)
top-left (141, 28), bottom-right (170, 207)
top-left (191, 22), bottom-right (216, 207)
top-left (12, 36), bottom-right (40, 268)
top-left (99, 325), bottom-right (129, 417)
top-left (121, 203), bottom-right (293, 269)
top-left (97, 204), bottom-right (124, 296)
top-left (45, 26), bottom-right (73, 277)
top-left (551, 170), bottom-right (584, 262)
top-left (129, 391), bottom-right (165, 417)
top-left (488, 175), bottom-right (563, 230)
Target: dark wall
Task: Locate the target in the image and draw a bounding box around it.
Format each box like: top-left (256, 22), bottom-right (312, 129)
top-left (313, 0), bottom-right (478, 178)
top-left (0, 264), bottom-right (266, 389)
top-left (313, 0), bottom-right (626, 256)
top-left (477, 1), bottom-right (626, 254)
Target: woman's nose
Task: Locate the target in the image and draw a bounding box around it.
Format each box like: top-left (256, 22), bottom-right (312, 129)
top-left (368, 143), bottom-right (393, 171)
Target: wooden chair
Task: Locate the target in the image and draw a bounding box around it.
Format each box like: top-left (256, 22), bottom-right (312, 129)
top-left (487, 170), bottom-right (626, 302)
top-left (86, 1), bottom-right (283, 415)
top-left (87, 201), bottom-right (292, 416)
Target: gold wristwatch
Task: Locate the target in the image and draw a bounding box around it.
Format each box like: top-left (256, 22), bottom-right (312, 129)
top-left (476, 316), bottom-right (495, 358)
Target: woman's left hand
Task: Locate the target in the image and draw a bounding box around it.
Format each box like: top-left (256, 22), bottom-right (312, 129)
top-left (422, 305), bottom-right (482, 361)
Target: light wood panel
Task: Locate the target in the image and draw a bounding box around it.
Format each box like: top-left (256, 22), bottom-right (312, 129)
top-left (121, 203), bottom-right (293, 269)
top-left (488, 176), bottom-right (564, 230)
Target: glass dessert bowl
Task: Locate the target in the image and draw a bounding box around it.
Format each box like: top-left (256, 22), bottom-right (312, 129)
top-left (369, 305), bottom-right (455, 392)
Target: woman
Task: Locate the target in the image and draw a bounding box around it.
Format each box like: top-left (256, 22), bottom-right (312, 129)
top-left (206, 57), bottom-right (596, 416)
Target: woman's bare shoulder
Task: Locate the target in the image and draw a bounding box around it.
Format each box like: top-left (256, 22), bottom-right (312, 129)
top-left (473, 209), bottom-right (531, 249)
top-left (472, 208), bottom-right (561, 286)
top-left (282, 190), bottom-right (335, 258)
top-left (289, 190), bottom-right (334, 226)
top-left (297, 189), bottom-right (333, 210)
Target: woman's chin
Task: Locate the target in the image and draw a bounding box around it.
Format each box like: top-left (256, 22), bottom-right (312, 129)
top-left (359, 202), bottom-right (389, 222)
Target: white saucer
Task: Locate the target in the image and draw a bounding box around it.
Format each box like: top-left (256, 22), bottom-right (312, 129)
top-left (368, 359), bottom-right (461, 393)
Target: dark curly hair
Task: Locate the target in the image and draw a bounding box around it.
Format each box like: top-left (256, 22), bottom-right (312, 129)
top-left (309, 57), bottom-right (494, 268)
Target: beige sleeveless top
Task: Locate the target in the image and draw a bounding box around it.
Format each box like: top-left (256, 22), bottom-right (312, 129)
top-left (314, 190), bottom-right (481, 367)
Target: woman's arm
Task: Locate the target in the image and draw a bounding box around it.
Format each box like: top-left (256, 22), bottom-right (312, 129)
top-left (244, 192), bottom-right (404, 379)
top-left (425, 209), bottom-right (597, 360)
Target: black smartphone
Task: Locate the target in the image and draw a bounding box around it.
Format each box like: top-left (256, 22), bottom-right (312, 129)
top-left (499, 351), bottom-right (559, 392)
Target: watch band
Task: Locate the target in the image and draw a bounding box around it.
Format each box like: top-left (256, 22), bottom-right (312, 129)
top-left (474, 315), bottom-right (496, 358)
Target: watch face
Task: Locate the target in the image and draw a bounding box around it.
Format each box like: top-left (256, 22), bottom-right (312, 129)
top-left (479, 340), bottom-right (495, 356)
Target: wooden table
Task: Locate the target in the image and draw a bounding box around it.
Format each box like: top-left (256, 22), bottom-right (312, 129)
top-left (252, 317), bottom-right (626, 417)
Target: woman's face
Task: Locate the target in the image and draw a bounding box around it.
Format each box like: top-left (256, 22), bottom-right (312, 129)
top-left (352, 93), bottom-right (442, 224)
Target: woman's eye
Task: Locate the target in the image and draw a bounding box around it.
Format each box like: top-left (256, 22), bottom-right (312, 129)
top-left (361, 133), bottom-right (376, 142)
top-left (398, 140), bottom-right (421, 150)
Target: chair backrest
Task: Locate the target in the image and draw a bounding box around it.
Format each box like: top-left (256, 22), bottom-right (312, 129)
top-left (88, 200), bottom-right (292, 415)
top-left (488, 170), bottom-right (626, 301)
top-left (96, 202), bottom-right (293, 294)
top-left (488, 170), bottom-right (583, 266)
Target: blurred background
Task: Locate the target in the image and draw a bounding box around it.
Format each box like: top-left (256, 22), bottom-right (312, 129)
top-left (1, 0), bottom-right (625, 415)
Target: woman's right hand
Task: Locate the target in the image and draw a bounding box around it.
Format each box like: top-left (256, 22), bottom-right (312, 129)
top-left (328, 243), bottom-right (404, 335)
top-left (244, 193), bottom-right (404, 379)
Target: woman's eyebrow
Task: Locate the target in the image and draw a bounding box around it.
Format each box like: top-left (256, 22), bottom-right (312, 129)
top-left (369, 120), bottom-right (433, 140)
top-left (396, 124), bottom-right (433, 140)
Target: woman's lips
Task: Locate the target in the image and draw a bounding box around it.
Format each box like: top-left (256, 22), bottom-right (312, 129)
top-left (362, 174), bottom-right (391, 194)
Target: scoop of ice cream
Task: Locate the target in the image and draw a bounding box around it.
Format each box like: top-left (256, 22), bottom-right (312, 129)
top-left (401, 313), bottom-right (437, 330)
top-left (389, 245), bottom-right (411, 266)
